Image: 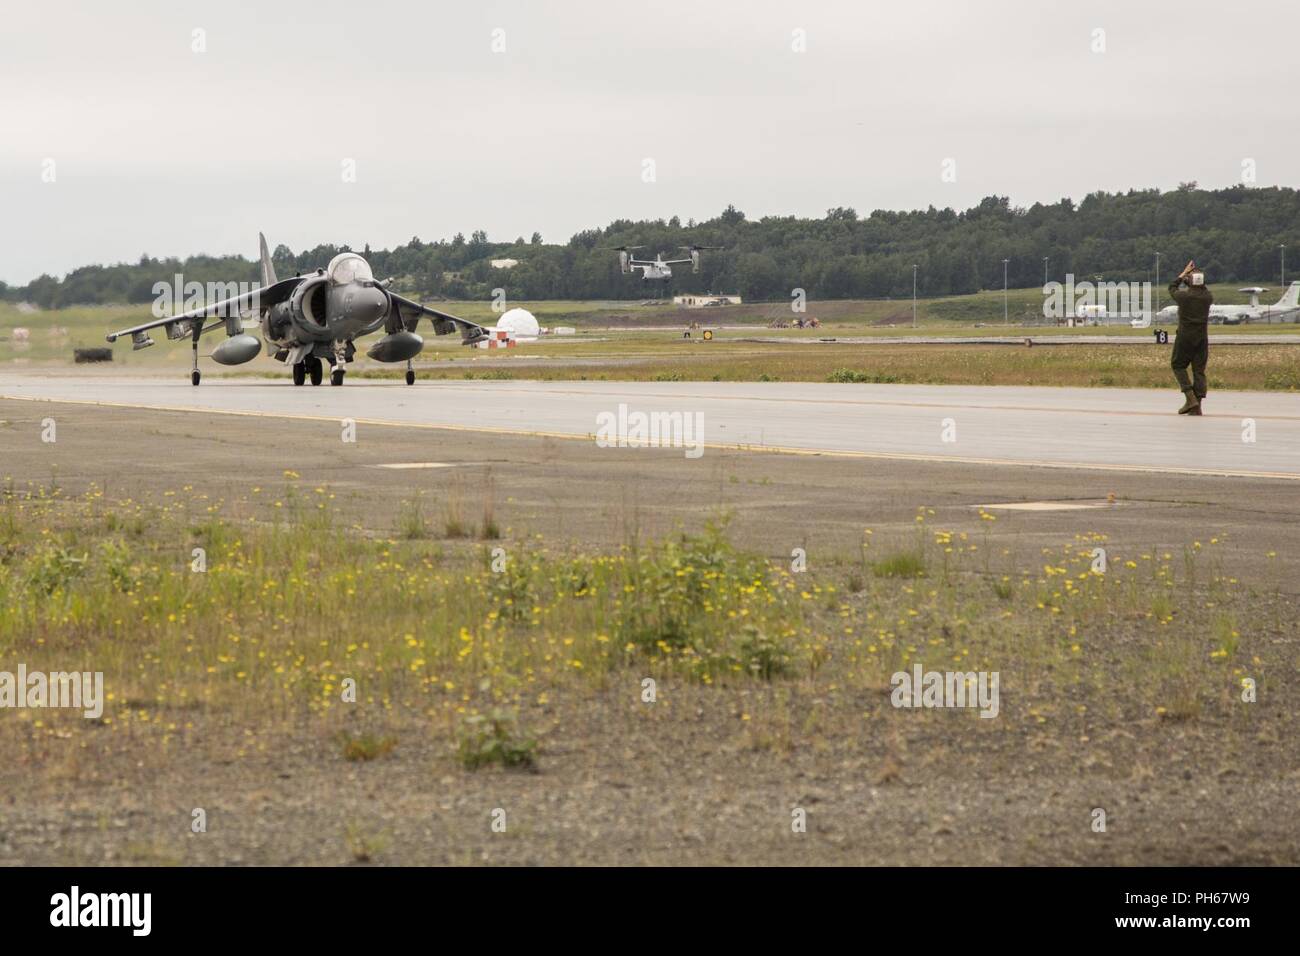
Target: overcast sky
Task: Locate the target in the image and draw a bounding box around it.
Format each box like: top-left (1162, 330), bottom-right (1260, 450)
top-left (2, 0), bottom-right (1296, 284)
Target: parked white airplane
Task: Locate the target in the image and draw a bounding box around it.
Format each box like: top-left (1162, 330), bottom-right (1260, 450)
top-left (1153, 281), bottom-right (1300, 325)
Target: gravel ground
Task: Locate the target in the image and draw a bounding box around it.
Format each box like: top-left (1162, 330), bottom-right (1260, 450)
top-left (0, 398), bottom-right (1296, 865)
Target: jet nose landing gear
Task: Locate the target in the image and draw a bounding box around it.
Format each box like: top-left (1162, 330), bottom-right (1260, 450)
top-left (329, 340), bottom-right (349, 386)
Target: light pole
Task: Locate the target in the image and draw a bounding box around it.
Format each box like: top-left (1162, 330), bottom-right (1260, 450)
top-left (912, 264), bottom-right (918, 328)
top-left (1002, 258), bottom-right (1009, 324)
top-left (1043, 256), bottom-right (1049, 286)
top-left (1155, 252), bottom-right (1161, 317)
top-left (1282, 244), bottom-right (1286, 287)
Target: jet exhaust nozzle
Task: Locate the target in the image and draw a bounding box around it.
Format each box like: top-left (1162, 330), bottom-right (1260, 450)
top-left (211, 334), bottom-right (263, 366)
top-left (366, 330), bottom-right (424, 363)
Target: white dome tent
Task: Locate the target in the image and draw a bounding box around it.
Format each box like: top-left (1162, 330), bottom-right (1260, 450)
top-left (496, 307), bottom-right (540, 342)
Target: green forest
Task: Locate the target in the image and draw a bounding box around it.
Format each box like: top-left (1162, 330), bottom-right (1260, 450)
top-left (5, 183), bottom-right (1297, 308)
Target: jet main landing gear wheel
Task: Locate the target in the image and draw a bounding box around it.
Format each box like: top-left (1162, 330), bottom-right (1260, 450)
top-left (292, 362), bottom-right (306, 386)
top-left (308, 356), bottom-right (324, 386)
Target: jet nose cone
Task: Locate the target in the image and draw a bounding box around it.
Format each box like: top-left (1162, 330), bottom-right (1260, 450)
top-left (347, 286), bottom-right (388, 324)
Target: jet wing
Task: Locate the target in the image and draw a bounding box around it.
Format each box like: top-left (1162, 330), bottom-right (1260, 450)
top-left (387, 292), bottom-right (490, 345)
top-left (106, 276), bottom-right (303, 345)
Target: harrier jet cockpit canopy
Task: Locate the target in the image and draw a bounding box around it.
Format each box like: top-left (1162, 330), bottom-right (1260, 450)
top-left (327, 252), bottom-right (373, 285)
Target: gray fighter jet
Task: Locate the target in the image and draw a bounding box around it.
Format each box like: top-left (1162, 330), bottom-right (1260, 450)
top-left (106, 233), bottom-right (489, 386)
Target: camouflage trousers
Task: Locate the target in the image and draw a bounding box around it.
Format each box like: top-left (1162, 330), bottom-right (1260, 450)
top-left (1171, 323), bottom-right (1208, 398)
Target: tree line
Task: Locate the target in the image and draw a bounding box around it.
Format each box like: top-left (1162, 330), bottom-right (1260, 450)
top-left (5, 184), bottom-right (1297, 308)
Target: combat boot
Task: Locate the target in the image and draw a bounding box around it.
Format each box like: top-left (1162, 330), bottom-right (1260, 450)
top-left (1178, 390), bottom-right (1201, 415)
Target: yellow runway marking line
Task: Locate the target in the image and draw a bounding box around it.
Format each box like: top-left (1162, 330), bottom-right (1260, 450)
top-left (371, 462), bottom-right (460, 470)
top-left (976, 501), bottom-right (1114, 512)
top-left (2, 392), bottom-right (1299, 481)
top-left (0, 393), bottom-right (600, 444)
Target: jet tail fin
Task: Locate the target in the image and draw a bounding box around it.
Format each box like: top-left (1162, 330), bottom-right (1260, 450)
top-left (1274, 280), bottom-right (1300, 310)
top-left (259, 232), bottom-right (278, 286)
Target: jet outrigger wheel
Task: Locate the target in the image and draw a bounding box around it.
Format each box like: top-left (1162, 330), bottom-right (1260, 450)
top-left (405, 359), bottom-right (415, 386)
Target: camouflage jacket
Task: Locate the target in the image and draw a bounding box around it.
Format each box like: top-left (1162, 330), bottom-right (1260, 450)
top-left (1169, 280), bottom-right (1213, 324)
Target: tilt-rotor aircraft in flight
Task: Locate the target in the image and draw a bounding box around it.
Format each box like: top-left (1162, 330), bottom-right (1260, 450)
top-left (614, 244), bottom-right (717, 281)
top-left (106, 234), bottom-right (489, 386)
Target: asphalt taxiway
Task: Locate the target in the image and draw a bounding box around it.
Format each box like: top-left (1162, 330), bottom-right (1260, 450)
top-left (3, 373), bottom-right (1298, 480)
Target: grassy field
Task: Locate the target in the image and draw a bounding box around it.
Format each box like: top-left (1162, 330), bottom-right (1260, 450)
top-left (3, 286), bottom-right (1299, 390)
top-left (1, 481), bottom-right (1279, 755)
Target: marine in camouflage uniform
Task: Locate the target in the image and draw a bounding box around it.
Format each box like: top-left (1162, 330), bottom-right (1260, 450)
top-left (1168, 263), bottom-right (1213, 415)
